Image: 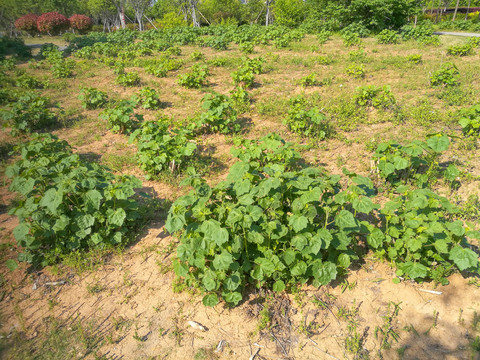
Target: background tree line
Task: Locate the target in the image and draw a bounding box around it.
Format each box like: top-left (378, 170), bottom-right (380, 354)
top-left (1, 0), bottom-right (480, 35)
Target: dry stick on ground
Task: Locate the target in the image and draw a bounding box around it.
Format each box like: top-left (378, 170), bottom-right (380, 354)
top-left (308, 338), bottom-right (340, 360)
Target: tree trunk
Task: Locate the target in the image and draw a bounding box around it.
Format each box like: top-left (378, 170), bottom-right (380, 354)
top-left (465, 0), bottom-right (472, 20)
top-left (191, 1), bottom-right (200, 27)
top-left (435, 0), bottom-right (442, 23)
top-left (120, 6), bottom-right (126, 28)
top-left (452, 0), bottom-right (460, 21)
top-left (265, 0), bottom-right (272, 26)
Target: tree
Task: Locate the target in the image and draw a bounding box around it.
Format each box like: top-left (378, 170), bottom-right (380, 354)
top-left (266, 0), bottom-right (274, 26)
top-left (128, 0), bottom-right (152, 30)
top-left (111, 0), bottom-right (127, 28)
top-left (199, 0), bottom-right (243, 25)
top-left (273, 0), bottom-right (306, 27)
top-left (88, 0), bottom-right (118, 31)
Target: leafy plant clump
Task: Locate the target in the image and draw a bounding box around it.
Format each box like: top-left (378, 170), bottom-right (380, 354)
top-left (0, 92), bottom-right (56, 136)
top-left (354, 86), bottom-right (396, 110)
top-left (376, 29), bottom-right (400, 44)
top-left (446, 43), bottom-right (474, 57)
top-left (100, 100), bottom-right (143, 134)
top-left (116, 71), bottom-right (141, 87)
top-left (133, 87), bottom-right (161, 110)
top-left (372, 134), bottom-right (459, 188)
top-left (430, 62), bottom-right (460, 88)
top-left (6, 134), bottom-right (143, 266)
top-left (459, 104), bottom-right (480, 138)
top-left (284, 96), bottom-right (333, 139)
top-left (178, 64), bottom-right (209, 88)
top-left (197, 93), bottom-right (240, 134)
top-left (166, 160), bottom-right (377, 306)
top-left (129, 119), bottom-right (197, 177)
top-left (373, 187), bottom-right (480, 284)
top-left (345, 64), bottom-right (365, 79)
top-left (78, 87), bottom-right (108, 109)
top-left (230, 133), bottom-right (301, 171)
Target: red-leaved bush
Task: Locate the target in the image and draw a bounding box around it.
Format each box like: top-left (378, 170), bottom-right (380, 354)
top-left (69, 14), bottom-right (93, 33)
top-left (15, 14), bottom-right (39, 35)
top-left (37, 12), bottom-right (70, 35)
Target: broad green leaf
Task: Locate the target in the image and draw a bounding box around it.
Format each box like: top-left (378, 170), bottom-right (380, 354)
top-left (256, 257), bottom-right (275, 276)
top-left (273, 280), bottom-right (286, 292)
top-left (86, 190), bottom-right (102, 210)
top-left (292, 234), bottom-right (308, 251)
top-left (426, 134), bottom-right (449, 153)
top-left (393, 156), bottom-right (409, 170)
top-left (290, 215), bottom-right (308, 233)
top-left (213, 252), bottom-right (233, 271)
top-left (449, 246), bottom-right (478, 271)
top-left (108, 208), bottom-right (126, 227)
top-left (202, 293), bottom-right (219, 307)
top-left (202, 272), bottom-right (217, 291)
top-left (367, 228), bottom-right (385, 249)
top-left (201, 220), bottom-right (229, 246)
top-left (434, 239), bottom-right (449, 254)
top-left (291, 261), bottom-right (307, 276)
top-left (53, 216), bottom-right (70, 232)
top-left (13, 223), bottom-right (30, 241)
top-left (223, 291), bottom-right (242, 305)
top-left (224, 274), bottom-right (241, 291)
top-left (165, 215), bottom-right (185, 233)
top-left (352, 197), bottom-right (375, 214)
top-left (39, 188), bottom-right (63, 214)
top-left (447, 220), bottom-right (465, 237)
top-left (335, 210), bottom-right (357, 229)
top-left (313, 261), bottom-right (337, 285)
top-left (399, 262), bottom-right (428, 279)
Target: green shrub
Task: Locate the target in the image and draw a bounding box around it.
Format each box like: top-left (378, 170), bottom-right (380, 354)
top-left (342, 32), bottom-right (362, 47)
top-left (354, 86), bottom-right (396, 110)
top-left (190, 50), bottom-right (205, 61)
top-left (78, 87), bottom-right (108, 109)
top-left (15, 73), bottom-right (43, 89)
top-left (430, 62), bottom-right (459, 87)
top-left (116, 71), bottom-right (141, 87)
top-left (239, 42), bottom-right (254, 54)
top-left (230, 85), bottom-right (250, 112)
top-left (372, 134), bottom-right (458, 188)
top-left (100, 101), bottom-right (143, 134)
top-left (316, 55), bottom-right (334, 65)
top-left (133, 87), bottom-right (161, 110)
top-left (298, 73), bottom-right (320, 87)
top-left (178, 64), bottom-right (209, 88)
top-left (373, 187), bottom-right (479, 284)
top-left (0, 92), bottom-right (56, 136)
top-left (166, 162), bottom-right (375, 306)
top-left (198, 93), bottom-right (240, 134)
top-left (406, 54), bottom-right (422, 64)
top-left (128, 120), bottom-right (197, 177)
top-left (284, 96), bottom-right (333, 139)
top-left (376, 29), bottom-right (400, 44)
top-left (459, 104), bottom-right (480, 137)
top-left (230, 133), bottom-right (300, 171)
top-left (6, 133), bottom-right (143, 266)
top-left (345, 63), bottom-right (365, 78)
top-left (446, 43), bottom-right (474, 57)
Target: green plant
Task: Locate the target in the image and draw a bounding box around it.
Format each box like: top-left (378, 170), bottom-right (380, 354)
top-left (190, 50), bottom-right (205, 61)
top-left (430, 62), bottom-right (459, 88)
top-left (116, 71), bottom-right (141, 87)
top-left (406, 54), bottom-right (422, 64)
top-left (100, 101), bottom-right (143, 134)
top-left (372, 134), bottom-right (459, 188)
top-left (178, 64), bottom-right (209, 88)
top-left (459, 104), bottom-right (480, 137)
top-left (345, 64), bottom-right (365, 79)
top-left (377, 29), bottom-right (400, 44)
top-left (165, 160), bottom-right (376, 306)
top-left (342, 32), bottom-right (362, 47)
top-left (284, 96), bottom-right (333, 139)
top-left (128, 119), bottom-right (197, 177)
top-left (230, 85), bottom-right (250, 112)
top-left (348, 49), bottom-right (368, 63)
top-left (197, 93), bottom-right (240, 134)
top-left (231, 68), bottom-right (255, 88)
top-left (316, 55), bottom-right (334, 65)
top-left (239, 42), bottom-right (254, 54)
top-left (230, 133), bottom-right (300, 171)
top-left (133, 87), bottom-right (161, 110)
top-left (6, 133), bottom-right (143, 266)
top-left (78, 87), bottom-right (108, 110)
top-left (447, 43), bottom-right (474, 57)
top-left (15, 73), bottom-right (43, 89)
top-left (372, 187), bottom-right (480, 283)
top-left (298, 73), bottom-right (320, 87)
top-left (374, 302), bottom-right (401, 350)
top-left (354, 85), bottom-right (396, 110)
top-left (51, 58), bottom-right (75, 78)
top-left (0, 92), bottom-right (56, 136)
